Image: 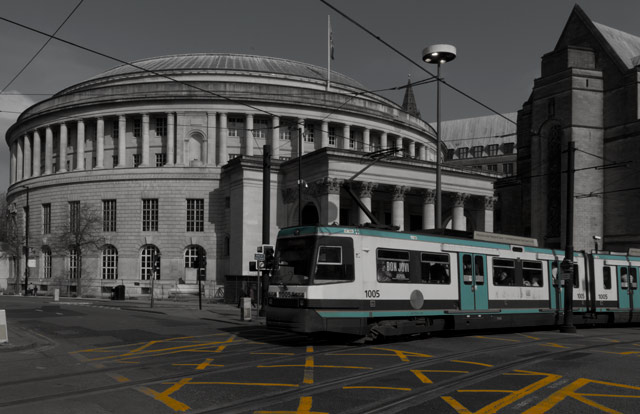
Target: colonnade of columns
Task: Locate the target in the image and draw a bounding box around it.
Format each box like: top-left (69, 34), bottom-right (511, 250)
top-left (293, 178), bottom-right (497, 233)
top-left (9, 111), bottom-right (436, 186)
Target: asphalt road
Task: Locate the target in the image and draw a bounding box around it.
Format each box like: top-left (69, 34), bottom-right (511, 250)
top-left (1, 295), bottom-right (640, 413)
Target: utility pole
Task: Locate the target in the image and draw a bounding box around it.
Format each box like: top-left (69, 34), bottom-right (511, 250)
top-left (560, 140), bottom-right (577, 333)
top-left (260, 145), bottom-right (271, 317)
top-left (298, 128), bottom-right (303, 226)
top-left (23, 186), bottom-right (29, 296)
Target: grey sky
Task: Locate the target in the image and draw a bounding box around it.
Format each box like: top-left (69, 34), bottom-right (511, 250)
top-left (1, 0), bottom-right (638, 193)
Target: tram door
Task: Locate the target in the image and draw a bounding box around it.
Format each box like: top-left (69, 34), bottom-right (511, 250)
top-left (458, 253), bottom-right (488, 310)
top-left (549, 261), bottom-right (564, 311)
top-left (618, 266), bottom-right (640, 310)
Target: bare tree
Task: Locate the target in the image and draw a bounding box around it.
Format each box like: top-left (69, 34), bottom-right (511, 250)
top-left (0, 197), bottom-right (25, 293)
top-left (51, 203), bottom-right (105, 296)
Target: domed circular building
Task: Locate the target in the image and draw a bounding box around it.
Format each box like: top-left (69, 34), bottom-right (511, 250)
top-left (5, 53), bottom-right (497, 297)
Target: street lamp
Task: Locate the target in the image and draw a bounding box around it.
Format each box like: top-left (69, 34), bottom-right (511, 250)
top-left (593, 235), bottom-right (601, 254)
top-left (422, 44), bottom-right (456, 230)
top-left (21, 185), bottom-right (30, 296)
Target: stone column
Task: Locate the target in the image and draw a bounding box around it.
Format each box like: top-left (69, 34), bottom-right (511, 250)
top-left (363, 128), bottom-right (370, 152)
top-left (16, 137), bottom-right (24, 181)
top-left (96, 117), bottom-right (104, 168)
top-left (483, 196), bottom-right (497, 233)
top-left (419, 143), bottom-right (426, 161)
top-left (219, 113), bottom-right (228, 165)
top-left (421, 189), bottom-right (436, 230)
top-left (245, 114), bottom-right (254, 157)
top-left (395, 136), bottom-right (403, 156)
top-left (358, 182), bottom-right (377, 224)
top-left (271, 115), bottom-right (280, 159)
top-left (59, 122), bottom-right (68, 172)
top-left (297, 118), bottom-right (305, 156)
top-left (76, 119), bottom-right (85, 170)
top-left (141, 113), bottom-right (150, 166)
top-left (117, 115), bottom-right (126, 167)
top-left (32, 130), bottom-right (41, 177)
top-left (342, 124), bottom-right (350, 150)
top-left (10, 142), bottom-right (16, 184)
top-left (166, 112), bottom-right (175, 166)
top-left (392, 185), bottom-right (410, 231)
top-left (44, 126), bottom-right (53, 175)
top-left (321, 120), bottom-right (329, 148)
top-left (408, 140), bottom-right (416, 158)
top-left (380, 131), bottom-right (388, 150)
top-left (318, 177), bottom-right (342, 225)
top-left (175, 113), bottom-right (184, 166)
top-left (207, 112), bottom-right (216, 166)
top-left (23, 134), bottom-right (31, 179)
top-left (452, 193), bottom-right (470, 231)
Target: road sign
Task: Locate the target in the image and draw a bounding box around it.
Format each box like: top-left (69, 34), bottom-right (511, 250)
top-left (255, 253), bottom-right (265, 261)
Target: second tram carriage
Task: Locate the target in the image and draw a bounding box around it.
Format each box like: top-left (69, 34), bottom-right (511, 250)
top-left (266, 226), bottom-right (640, 337)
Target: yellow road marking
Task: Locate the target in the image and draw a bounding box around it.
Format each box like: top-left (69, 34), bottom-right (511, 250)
top-left (370, 347), bottom-right (432, 362)
top-left (442, 370), bottom-right (562, 414)
top-left (304, 346), bottom-right (314, 384)
top-left (523, 377), bottom-right (640, 414)
top-left (517, 333), bottom-right (541, 340)
top-left (343, 386), bottom-right (411, 391)
top-left (540, 342), bottom-right (569, 349)
top-left (139, 377), bottom-right (192, 412)
top-left (451, 360), bottom-right (493, 367)
top-left (252, 352), bottom-right (296, 355)
top-left (163, 381), bottom-right (299, 387)
top-left (411, 369), bottom-right (469, 384)
top-left (474, 336), bottom-right (520, 343)
top-left (116, 360), bottom-right (139, 364)
top-left (258, 364), bottom-right (370, 370)
top-left (254, 396), bottom-right (327, 414)
top-left (173, 358), bottom-right (222, 370)
top-left (107, 373), bottom-right (130, 383)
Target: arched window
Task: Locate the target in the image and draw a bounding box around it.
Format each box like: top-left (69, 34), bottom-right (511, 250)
top-left (188, 132), bottom-right (204, 164)
top-left (184, 245), bottom-right (204, 268)
top-left (69, 248), bottom-right (79, 279)
top-left (102, 245), bottom-right (118, 280)
top-left (42, 247), bottom-right (52, 279)
top-left (141, 245), bottom-right (160, 280)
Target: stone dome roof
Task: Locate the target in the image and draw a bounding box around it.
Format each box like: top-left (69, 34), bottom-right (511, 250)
top-left (83, 53), bottom-right (365, 90)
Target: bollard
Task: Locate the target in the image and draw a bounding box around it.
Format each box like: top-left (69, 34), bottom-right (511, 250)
top-left (240, 297), bottom-right (252, 321)
top-left (0, 310), bottom-right (7, 344)
top-left (54, 289), bottom-right (60, 302)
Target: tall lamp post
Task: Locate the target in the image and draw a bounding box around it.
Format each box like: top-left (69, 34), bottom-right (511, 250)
top-left (422, 44), bottom-right (456, 230)
top-left (22, 185), bottom-right (30, 296)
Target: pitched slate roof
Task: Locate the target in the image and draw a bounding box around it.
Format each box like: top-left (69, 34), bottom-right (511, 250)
top-left (593, 22), bottom-right (640, 69)
top-left (438, 113), bottom-right (517, 149)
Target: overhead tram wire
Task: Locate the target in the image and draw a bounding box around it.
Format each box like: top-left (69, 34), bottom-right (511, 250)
top-left (0, 0), bottom-right (84, 95)
top-left (318, 0), bottom-right (516, 126)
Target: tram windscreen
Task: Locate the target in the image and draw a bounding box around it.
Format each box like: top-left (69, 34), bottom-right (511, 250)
top-left (272, 237), bottom-right (314, 285)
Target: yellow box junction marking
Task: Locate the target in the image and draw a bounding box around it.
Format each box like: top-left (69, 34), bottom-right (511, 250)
top-left (304, 346), bottom-right (314, 384)
top-left (451, 360), bottom-right (493, 367)
top-left (411, 369), bottom-right (470, 384)
top-left (331, 347), bottom-right (432, 362)
top-left (441, 370), bottom-right (562, 414)
top-left (523, 378), bottom-right (640, 414)
top-left (139, 377), bottom-right (192, 412)
top-left (173, 358), bottom-right (222, 370)
top-left (254, 396), bottom-right (327, 414)
top-left (474, 336), bottom-right (520, 343)
top-left (343, 386), bottom-right (411, 391)
top-left (107, 373), bottom-right (130, 383)
top-left (517, 333), bottom-right (541, 340)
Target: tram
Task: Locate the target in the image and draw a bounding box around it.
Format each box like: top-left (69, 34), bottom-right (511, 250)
top-left (266, 225), bottom-right (640, 337)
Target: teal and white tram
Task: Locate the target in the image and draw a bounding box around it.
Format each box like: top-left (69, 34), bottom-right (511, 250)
top-left (266, 226), bottom-right (640, 337)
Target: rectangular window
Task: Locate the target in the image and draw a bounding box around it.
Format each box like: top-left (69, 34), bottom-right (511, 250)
top-left (142, 199), bottom-right (158, 231)
top-left (254, 119), bottom-right (268, 139)
top-left (133, 154), bottom-right (142, 167)
top-left (156, 153), bottom-right (167, 167)
top-left (42, 204), bottom-right (51, 234)
top-left (280, 128), bottom-right (291, 140)
top-left (69, 249), bottom-right (78, 279)
top-left (228, 117), bottom-right (243, 137)
top-left (493, 258), bottom-right (515, 286)
top-left (522, 260), bottom-right (543, 287)
top-left (133, 119), bottom-right (141, 138)
top-left (102, 247), bottom-right (118, 280)
top-left (186, 199), bottom-right (204, 232)
top-left (112, 155), bottom-right (119, 167)
top-left (503, 163), bottom-right (514, 175)
top-left (446, 149), bottom-right (455, 160)
top-left (420, 253), bottom-right (450, 284)
top-left (458, 147), bottom-right (469, 159)
top-left (603, 266), bottom-right (612, 290)
top-left (503, 142), bottom-right (515, 154)
top-left (349, 131), bottom-right (355, 149)
top-left (487, 144), bottom-right (499, 156)
top-left (376, 249), bottom-right (411, 283)
top-left (487, 164), bottom-right (498, 172)
top-left (103, 200), bottom-right (117, 232)
top-left (43, 250), bottom-right (51, 278)
top-left (304, 123), bottom-right (315, 142)
top-left (471, 146), bottom-right (483, 158)
top-left (112, 120), bottom-right (119, 139)
top-left (328, 127), bottom-right (336, 146)
top-left (69, 201), bottom-right (80, 233)
top-left (155, 117), bottom-right (167, 136)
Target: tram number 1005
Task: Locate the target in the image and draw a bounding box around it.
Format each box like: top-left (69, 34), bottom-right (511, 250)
top-left (365, 290), bottom-right (380, 298)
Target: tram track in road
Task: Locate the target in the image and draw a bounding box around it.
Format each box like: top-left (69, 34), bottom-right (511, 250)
top-left (195, 333), bottom-right (640, 414)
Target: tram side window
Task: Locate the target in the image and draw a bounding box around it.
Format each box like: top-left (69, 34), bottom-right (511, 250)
top-left (573, 264), bottom-right (580, 288)
top-left (315, 245), bottom-right (353, 283)
top-left (493, 258), bottom-right (515, 286)
top-left (602, 267), bottom-right (612, 290)
top-left (420, 253), bottom-right (450, 284)
top-left (522, 261), bottom-right (543, 287)
top-left (621, 267), bottom-right (628, 290)
top-left (377, 249), bottom-right (411, 283)
top-left (631, 267), bottom-right (638, 290)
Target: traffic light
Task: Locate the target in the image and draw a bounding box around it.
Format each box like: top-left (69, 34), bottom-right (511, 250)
top-left (264, 245), bottom-right (275, 270)
top-left (200, 252), bottom-right (207, 268)
top-left (153, 255), bottom-right (161, 273)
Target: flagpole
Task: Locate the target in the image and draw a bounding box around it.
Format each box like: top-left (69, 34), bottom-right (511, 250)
top-left (327, 15), bottom-right (331, 91)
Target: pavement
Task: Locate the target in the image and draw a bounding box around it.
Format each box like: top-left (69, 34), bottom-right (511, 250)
top-left (0, 294), bottom-right (265, 353)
